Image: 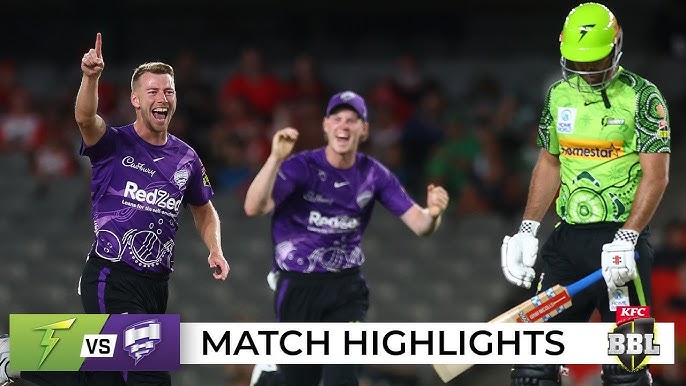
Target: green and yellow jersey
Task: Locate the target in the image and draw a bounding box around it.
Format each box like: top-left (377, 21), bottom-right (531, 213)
top-left (538, 67), bottom-right (670, 224)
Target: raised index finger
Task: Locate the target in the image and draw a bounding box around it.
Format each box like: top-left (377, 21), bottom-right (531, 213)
top-left (95, 33), bottom-right (103, 58)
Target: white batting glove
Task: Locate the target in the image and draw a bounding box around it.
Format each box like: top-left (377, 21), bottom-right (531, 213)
top-left (601, 229), bottom-right (638, 291)
top-left (501, 220), bottom-right (540, 289)
top-left (267, 270), bottom-right (280, 291)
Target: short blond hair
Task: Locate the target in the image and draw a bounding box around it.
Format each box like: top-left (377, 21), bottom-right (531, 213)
top-left (130, 62), bottom-right (174, 91)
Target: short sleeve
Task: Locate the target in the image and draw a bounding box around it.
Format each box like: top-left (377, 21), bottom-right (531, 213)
top-left (183, 157), bottom-right (214, 207)
top-left (80, 126), bottom-right (118, 164)
top-left (272, 155), bottom-right (308, 206)
top-left (537, 85), bottom-right (560, 154)
top-left (375, 162), bottom-right (415, 217)
top-left (635, 83), bottom-right (671, 154)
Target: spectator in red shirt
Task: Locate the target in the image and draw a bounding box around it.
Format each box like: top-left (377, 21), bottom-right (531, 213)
top-left (220, 47), bottom-right (287, 119)
top-left (0, 87), bottom-right (46, 153)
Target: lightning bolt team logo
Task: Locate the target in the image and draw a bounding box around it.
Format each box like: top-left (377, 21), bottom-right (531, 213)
top-left (578, 24), bottom-right (596, 41)
top-left (34, 318), bottom-right (76, 368)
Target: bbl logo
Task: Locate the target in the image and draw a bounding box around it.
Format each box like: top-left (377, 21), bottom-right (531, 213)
top-left (607, 307), bottom-right (660, 372)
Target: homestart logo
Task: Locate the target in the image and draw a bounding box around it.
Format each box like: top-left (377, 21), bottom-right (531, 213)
top-left (607, 306), bottom-right (660, 372)
top-left (559, 138), bottom-right (624, 160)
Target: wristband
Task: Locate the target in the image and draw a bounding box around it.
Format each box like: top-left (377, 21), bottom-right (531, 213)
top-left (614, 229), bottom-right (639, 246)
top-left (518, 220), bottom-right (540, 237)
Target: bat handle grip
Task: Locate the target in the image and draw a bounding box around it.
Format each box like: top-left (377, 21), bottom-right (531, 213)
top-left (566, 251), bottom-right (640, 297)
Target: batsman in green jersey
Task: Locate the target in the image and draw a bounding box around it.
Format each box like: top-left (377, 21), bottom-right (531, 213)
top-left (500, 3), bottom-right (670, 386)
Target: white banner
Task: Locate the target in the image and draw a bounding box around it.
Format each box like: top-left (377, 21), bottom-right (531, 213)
top-left (179, 322), bottom-right (675, 365)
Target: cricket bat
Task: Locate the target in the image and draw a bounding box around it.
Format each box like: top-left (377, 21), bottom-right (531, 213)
top-left (432, 267), bottom-right (604, 383)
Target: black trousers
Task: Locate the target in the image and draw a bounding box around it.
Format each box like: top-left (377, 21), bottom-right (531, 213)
top-left (536, 221), bottom-right (653, 322)
top-left (274, 268), bottom-right (370, 386)
top-left (22, 258), bottom-right (172, 386)
top-left (510, 222), bottom-right (655, 386)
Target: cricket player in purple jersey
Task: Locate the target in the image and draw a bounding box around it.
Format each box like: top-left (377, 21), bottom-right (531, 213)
top-left (2, 33), bottom-right (229, 386)
top-left (244, 90), bottom-right (449, 386)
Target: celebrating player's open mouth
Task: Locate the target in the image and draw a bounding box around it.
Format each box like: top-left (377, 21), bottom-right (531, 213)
top-left (335, 132), bottom-right (350, 145)
top-left (143, 105), bottom-right (173, 132)
top-left (152, 107), bottom-right (169, 123)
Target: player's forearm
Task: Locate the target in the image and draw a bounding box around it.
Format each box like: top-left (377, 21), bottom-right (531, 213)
top-left (244, 155), bottom-right (282, 217)
top-left (192, 202), bottom-right (223, 254)
top-left (622, 171), bottom-right (669, 233)
top-left (75, 75), bottom-right (100, 125)
top-left (400, 205), bottom-right (442, 236)
top-left (75, 75), bottom-right (105, 145)
top-left (522, 150), bottom-right (561, 222)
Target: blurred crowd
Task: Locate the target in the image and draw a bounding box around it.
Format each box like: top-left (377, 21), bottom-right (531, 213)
top-left (0, 48), bottom-right (548, 220)
top-left (165, 47), bottom-right (540, 221)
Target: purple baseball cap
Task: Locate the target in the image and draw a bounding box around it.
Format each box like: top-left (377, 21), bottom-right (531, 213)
top-left (325, 90), bottom-right (368, 122)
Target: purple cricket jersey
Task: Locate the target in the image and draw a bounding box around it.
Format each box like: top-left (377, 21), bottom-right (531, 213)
top-left (271, 147), bottom-right (415, 273)
top-left (80, 124), bottom-right (213, 274)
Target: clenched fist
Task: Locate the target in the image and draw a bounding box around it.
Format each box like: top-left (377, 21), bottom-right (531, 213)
top-left (271, 127), bottom-right (299, 161)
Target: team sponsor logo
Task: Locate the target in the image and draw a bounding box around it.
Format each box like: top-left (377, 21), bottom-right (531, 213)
top-left (303, 191), bottom-right (334, 204)
top-left (556, 107), bottom-right (577, 134)
top-left (307, 211), bottom-right (360, 232)
top-left (123, 181), bottom-right (182, 211)
top-left (558, 138), bottom-right (624, 160)
top-left (609, 287), bottom-right (630, 311)
top-left (602, 116), bottom-right (625, 126)
top-left (615, 306), bottom-right (650, 326)
top-left (121, 156), bottom-right (156, 177)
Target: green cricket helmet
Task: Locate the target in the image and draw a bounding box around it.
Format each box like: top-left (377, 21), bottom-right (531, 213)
top-left (559, 3), bottom-right (623, 92)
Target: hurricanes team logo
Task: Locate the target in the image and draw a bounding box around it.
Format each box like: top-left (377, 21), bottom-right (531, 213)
top-left (123, 319), bottom-right (162, 365)
top-left (173, 168), bottom-right (190, 189)
top-left (340, 91), bottom-right (358, 101)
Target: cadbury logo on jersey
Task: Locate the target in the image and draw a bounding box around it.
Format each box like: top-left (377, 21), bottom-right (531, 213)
top-left (121, 156), bottom-right (156, 177)
top-left (558, 138), bottom-right (624, 160)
